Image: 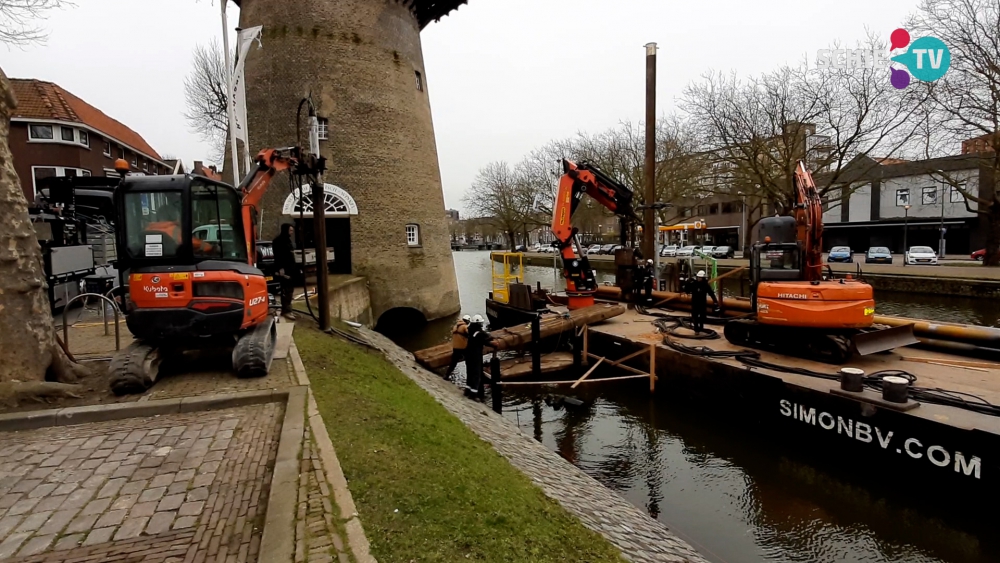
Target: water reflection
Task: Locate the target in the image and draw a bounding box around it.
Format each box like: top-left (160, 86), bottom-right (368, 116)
top-left (391, 251), bottom-right (998, 563)
top-left (502, 383), bottom-right (996, 563)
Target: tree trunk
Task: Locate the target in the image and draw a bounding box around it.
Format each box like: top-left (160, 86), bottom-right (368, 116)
top-left (0, 67), bottom-right (88, 391)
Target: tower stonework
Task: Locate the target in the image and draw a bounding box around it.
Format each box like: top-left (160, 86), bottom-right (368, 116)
top-left (236, 0), bottom-right (464, 323)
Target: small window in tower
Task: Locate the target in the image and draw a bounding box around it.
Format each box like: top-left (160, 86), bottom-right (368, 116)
top-left (406, 224), bottom-right (420, 247)
top-left (317, 118), bottom-right (329, 140)
top-left (415, 70), bottom-right (423, 92)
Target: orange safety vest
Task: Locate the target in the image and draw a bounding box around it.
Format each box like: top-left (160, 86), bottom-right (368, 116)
top-left (451, 322), bottom-right (469, 350)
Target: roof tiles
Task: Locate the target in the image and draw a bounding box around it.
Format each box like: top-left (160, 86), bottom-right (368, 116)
top-left (9, 78), bottom-right (163, 162)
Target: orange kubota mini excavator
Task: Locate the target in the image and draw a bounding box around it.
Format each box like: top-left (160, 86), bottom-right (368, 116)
top-left (551, 159), bottom-right (638, 310)
top-left (723, 161), bottom-right (916, 363)
top-left (109, 147), bottom-right (325, 394)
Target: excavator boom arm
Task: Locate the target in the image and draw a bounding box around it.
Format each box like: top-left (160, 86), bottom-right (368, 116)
top-left (551, 159), bottom-right (636, 244)
top-left (550, 159), bottom-right (636, 299)
top-left (792, 161), bottom-right (825, 281)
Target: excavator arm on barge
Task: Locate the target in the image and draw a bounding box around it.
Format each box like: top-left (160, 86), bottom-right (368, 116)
top-left (551, 159), bottom-right (638, 310)
top-left (723, 162), bottom-right (916, 363)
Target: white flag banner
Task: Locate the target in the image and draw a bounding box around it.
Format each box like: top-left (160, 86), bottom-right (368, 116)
top-left (231, 25), bottom-right (263, 143)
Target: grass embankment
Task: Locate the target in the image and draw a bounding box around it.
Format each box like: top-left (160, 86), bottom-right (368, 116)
top-left (296, 325), bottom-right (626, 563)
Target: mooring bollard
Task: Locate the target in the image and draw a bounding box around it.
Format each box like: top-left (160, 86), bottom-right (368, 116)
top-left (531, 314), bottom-right (541, 378)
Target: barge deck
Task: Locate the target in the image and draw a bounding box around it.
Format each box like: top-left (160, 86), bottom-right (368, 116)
top-left (585, 307), bottom-right (1000, 493)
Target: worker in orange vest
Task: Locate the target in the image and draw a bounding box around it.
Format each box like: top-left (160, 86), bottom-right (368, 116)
top-left (444, 314), bottom-right (471, 380)
top-left (146, 205), bottom-right (214, 254)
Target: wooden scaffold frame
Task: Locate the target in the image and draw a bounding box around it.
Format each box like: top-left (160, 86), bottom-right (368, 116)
top-left (501, 326), bottom-right (658, 391)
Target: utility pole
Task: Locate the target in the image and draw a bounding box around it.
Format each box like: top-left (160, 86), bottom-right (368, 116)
top-left (642, 42), bottom-right (657, 260)
top-left (903, 204), bottom-right (911, 266)
top-left (220, 1), bottom-right (240, 184)
top-left (738, 191), bottom-right (747, 257)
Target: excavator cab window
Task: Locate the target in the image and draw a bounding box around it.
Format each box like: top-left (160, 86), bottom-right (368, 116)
top-left (122, 191), bottom-right (183, 259)
top-left (119, 178), bottom-right (247, 265)
top-left (191, 182), bottom-right (247, 262)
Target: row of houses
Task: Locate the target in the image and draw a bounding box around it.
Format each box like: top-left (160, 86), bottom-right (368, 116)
top-left (658, 123), bottom-right (997, 256)
top-left (8, 78), bottom-right (218, 204)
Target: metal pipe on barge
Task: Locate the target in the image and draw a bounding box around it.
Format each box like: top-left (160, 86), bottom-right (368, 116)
top-left (592, 286), bottom-right (1000, 351)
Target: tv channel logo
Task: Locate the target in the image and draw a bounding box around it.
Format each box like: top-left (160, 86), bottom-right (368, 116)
top-left (888, 28), bottom-right (950, 89)
top-left (814, 28), bottom-right (950, 90)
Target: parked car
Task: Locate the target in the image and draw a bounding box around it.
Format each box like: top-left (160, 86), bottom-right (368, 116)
top-left (865, 247), bottom-right (893, 264)
top-left (587, 244), bottom-right (603, 255)
top-left (599, 244), bottom-right (617, 255)
top-left (660, 244), bottom-right (678, 257)
top-left (827, 246), bottom-right (853, 263)
top-left (905, 246), bottom-right (938, 265)
top-left (698, 246), bottom-right (715, 257)
top-left (514, 244), bottom-right (527, 252)
top-left (676, 245), bottom-right (698, 257)
top-left (972, 249), bottom-right (986, 261)
top-left (711, 246), bottom-right (735, 259)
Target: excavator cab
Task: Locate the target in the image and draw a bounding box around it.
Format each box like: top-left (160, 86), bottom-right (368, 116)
top-left (112, 173), bottom-right (269, 345)
top-left (115, 175), bottom-right (250, 270)
top-left (750, 216), bottom-right (803, 287)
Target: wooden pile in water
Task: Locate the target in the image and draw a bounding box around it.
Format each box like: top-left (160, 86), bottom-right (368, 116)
top-left (413, 303), bottom-right (626, 370)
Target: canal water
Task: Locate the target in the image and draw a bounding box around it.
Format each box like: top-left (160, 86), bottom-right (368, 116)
top-left (395, 251), bottom-right (999, 563)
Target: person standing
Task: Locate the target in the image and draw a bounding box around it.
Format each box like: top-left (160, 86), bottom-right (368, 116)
top-left (444, 315), bottom-right (471, 380)
top-left (272, 223), bottom-right (298, 321)
top-left (686, 270), bottom-right (719, 333)
top-left (643, 259), bottom-right (655, 303)
top-left (464, 315), bottom-right (496, 398)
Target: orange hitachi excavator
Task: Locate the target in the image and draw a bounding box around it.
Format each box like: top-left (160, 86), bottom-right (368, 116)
top-left (109, 147), bottom-right (325, 394)
top-left (723, 161), bottom-right (915, 363)
top-left (551, 159), bottom-right (638, 309)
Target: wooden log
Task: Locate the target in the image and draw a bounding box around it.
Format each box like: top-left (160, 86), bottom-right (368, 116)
top-left (413, 303), bottom-right (626, 370)
top-left (500, 374), bottom-right (650, 386)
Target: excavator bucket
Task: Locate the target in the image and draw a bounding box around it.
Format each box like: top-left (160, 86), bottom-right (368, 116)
top-left (851, 324), bottom-right (919, 356)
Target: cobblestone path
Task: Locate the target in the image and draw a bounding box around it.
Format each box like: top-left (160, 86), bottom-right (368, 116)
top-left (0, 403), bottom-right (282, 562)
top-left (294, 427), bottom-right (351, 563)
top-left (364, 329), bottom-right (709, 563)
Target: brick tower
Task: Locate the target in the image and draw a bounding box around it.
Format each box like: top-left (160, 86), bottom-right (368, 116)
top-left (235, 0), bottom-right (465, 323)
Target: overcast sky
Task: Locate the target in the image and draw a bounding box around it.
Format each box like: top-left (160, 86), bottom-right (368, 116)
top-left (3, 0), bottom-right (917, 213)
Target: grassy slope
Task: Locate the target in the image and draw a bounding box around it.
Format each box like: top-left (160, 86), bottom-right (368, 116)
top-left (297, 326), bottom-right (626, 563)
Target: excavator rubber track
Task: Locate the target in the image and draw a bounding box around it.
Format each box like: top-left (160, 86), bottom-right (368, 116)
top-left (233, 316), bottom-right (277, 378)
top-left (109, 341), bottom-right (162, 396)
top-left (724, 319), bottom-right (853, 364)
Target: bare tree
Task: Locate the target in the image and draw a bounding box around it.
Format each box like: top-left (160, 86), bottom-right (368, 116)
top-left (907, 0), bottom-right (1000, 265)
top-left (682, 46), bottom-right (925, 248)
top-left (463, 161), bottom-right (537, 248)
top-left (0, 1), bottom-right (90, 404)
top-left (0, 0), bottom-right (69, 45)
top-left (184, 40), bottom-right (230, 163)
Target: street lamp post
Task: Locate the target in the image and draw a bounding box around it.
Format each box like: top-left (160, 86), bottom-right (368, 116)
top-left (738, 191), bottom-right (747, 257)
top-left (903, 204), bottom-right (911, 267)
top-left (939, 177), bottom-right (947, 258)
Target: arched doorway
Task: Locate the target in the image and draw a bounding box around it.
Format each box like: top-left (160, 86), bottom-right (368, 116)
top-left (282, 184), bottom-right (358, 275)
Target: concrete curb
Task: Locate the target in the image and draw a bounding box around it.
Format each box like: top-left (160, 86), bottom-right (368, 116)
top-left (289, 340), bottom-right (377, 563)
top-left (0, 389), bottom-right (288, 432)
top-left (259, 385), bottom-right (307, 563)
